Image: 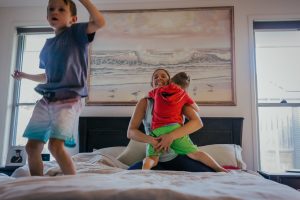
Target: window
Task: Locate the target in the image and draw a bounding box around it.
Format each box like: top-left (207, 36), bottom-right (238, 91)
top-left (10, 28), bottom-right (54, 146)
top-left (254, 21), bottom-right (300, 172)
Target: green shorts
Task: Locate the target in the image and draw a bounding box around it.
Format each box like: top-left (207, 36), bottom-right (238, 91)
top-left (147, 123), bottom-right (198, 157)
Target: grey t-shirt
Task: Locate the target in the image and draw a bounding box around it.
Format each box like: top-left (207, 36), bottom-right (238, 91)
top-left (143, 98), bottom-right (177, 162)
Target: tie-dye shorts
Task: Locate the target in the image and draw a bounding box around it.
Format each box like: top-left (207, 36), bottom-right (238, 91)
top-left (23, 97), bottom-right (82, 143)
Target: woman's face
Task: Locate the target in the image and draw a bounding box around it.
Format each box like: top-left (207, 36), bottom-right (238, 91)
top-left (152, 69), bottom-right (170, 88)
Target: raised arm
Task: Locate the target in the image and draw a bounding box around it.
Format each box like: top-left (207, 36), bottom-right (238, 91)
top-left (12, 70), bottom-right (46, 83)
top-left (127, 98), bottom-right (157, 146)
top-left (79, 0), bottom-right (105, 33)
top-left (155, 105), bottom-right (203, 152)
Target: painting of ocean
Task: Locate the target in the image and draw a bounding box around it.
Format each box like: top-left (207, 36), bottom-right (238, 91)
top-left (87, 7), bottom-right (235, 105)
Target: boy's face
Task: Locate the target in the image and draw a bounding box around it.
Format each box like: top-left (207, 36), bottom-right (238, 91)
top-left (47, 0), bottom-right (77, 32)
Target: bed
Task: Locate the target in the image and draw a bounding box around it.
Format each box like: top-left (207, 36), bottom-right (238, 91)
top-left (0, 117), bottom-right (299, 200)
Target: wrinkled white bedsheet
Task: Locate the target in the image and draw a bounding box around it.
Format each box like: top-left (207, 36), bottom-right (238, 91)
top-left (10, 151), bottom-right (128, 177)
top-left (0, 152), bottom-right (299, 200)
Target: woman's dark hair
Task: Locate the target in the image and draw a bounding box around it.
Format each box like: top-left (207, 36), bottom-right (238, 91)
top-left (171, 72), bottom-right (190, 89)
top-left (151, 68), bottom-right (171, 87)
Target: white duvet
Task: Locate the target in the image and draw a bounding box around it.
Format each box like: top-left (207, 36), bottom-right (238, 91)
top-left (0, 152), bottom-right (299, 200)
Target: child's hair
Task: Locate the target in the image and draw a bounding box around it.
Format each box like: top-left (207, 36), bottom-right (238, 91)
top-left (64, 0), bottom-right (77, 16)
top-left (49, 0), bottom-right (77, 16)
top-left (171, 72), bottom-right (190, 89)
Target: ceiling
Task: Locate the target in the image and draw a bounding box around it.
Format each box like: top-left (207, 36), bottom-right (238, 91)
top-left (0, 0), bottom-right (46, 7)
top-left (0, 0), bottom-right (116, 8)
top-left (0, 0), bottom-right (165, 8)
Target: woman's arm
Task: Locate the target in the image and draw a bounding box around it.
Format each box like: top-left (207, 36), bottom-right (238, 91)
top-left (127, 98), bottom-right (158, 146)
top-left (155, 105), bottom-right (203, 152)
top-left (172, 105), bottom-right (203, 138)
top-left (191, 102), bottom-right (200, 113)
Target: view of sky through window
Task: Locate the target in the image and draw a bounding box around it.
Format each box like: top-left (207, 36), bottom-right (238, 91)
top-left (256, 31), bottom-right (300, 104)
top-left (255, 30), bottom-right (300, 172)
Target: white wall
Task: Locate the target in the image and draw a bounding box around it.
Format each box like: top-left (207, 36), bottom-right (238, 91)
top-left (0, 0), bottom-right (300, 169)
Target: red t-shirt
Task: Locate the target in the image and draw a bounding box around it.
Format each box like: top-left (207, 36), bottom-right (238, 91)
top-left (149, 83), bottom-right (194, 130)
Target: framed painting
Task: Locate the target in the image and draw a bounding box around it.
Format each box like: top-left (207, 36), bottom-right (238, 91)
top-left (86, 6), bottom-right (235, 106)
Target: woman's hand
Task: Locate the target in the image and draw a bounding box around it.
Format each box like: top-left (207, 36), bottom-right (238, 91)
top-left (153, 106), bottom-right (202, 153)
top-left (150, 137), bottom-right (159, 148)
top-left (154, 134), bottom-right (175, 152)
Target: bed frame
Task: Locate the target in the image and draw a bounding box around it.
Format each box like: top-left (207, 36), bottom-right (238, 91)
top-left (79, 117), bottom-right (244, 153)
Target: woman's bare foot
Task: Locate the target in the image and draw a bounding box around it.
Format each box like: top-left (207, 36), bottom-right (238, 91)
top-left (217, 167), bottom-right (229, 173)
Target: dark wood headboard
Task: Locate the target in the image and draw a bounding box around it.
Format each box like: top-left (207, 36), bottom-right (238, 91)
top-left (79, 117), bottom-right (244, 153)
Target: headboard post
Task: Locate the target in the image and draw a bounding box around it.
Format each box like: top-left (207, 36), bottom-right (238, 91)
top-left (232, 117), bottom-right (243, 145)
top-left (79, 117), bottom-right (88, 153)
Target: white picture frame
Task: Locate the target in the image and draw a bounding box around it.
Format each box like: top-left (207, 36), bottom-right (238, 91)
top-left (6, 146), bottom-right (27, 166)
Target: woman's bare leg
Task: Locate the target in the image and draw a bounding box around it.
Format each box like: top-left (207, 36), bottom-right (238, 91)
top-left (188, 151), bottom-right (228, 172)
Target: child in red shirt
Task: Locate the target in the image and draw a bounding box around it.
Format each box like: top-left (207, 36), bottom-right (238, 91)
top-left (143, 72), bottom-right (227, 172)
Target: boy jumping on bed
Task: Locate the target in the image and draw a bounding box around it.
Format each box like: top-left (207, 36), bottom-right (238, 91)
top-left (143, 72), bottom-right (228, 172)
top-left (11, 0), bottom-right (105, 176)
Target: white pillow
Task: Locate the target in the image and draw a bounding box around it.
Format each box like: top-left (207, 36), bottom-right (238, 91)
top-left (93, 146), bottom-right (126, 158)
top-left (116, 140), bottom-right (146, 166)
top-left (113, 140), bottom-right (247, 169)
top-left (198, 144), bottom-right (246, 169)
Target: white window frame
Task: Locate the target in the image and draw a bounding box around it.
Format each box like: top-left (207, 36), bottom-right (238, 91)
top-left (9, 27), bottom-right (53, 147)
top-left (249, 17), bottom-right (300, 171)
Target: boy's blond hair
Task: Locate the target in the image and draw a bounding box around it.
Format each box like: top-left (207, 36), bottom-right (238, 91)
top-left (48, 0), bottom-right (77, 16)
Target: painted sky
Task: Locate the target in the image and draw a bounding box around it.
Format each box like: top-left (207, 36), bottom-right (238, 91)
top-left (94, 8), bottom-right (232, 50)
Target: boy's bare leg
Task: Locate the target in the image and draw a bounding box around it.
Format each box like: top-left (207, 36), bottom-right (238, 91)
top-left (26, 140), bottom-right (45, 176)
top-left (48, 138), bottom-right (76, 175)
top-left (142, 156), bottom-right (159, 170)
top-left (187, 151), bottom-right (228, 172)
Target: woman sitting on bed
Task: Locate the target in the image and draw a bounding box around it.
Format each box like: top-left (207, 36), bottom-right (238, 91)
top-left (127, 68), bottom-right (215, 172)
